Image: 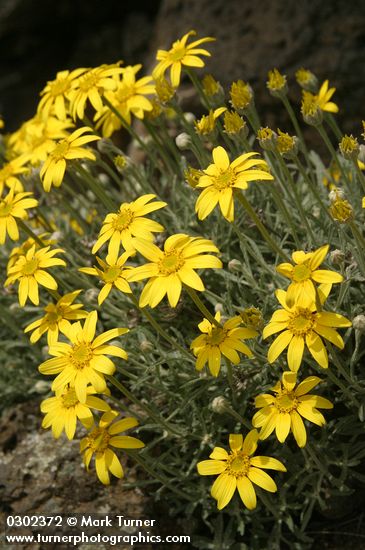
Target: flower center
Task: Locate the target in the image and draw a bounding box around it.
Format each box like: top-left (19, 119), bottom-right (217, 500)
top-left (50, 78), bottom-right (70, 96)
top-left (288, 308), bottom-right (315, 336)
top-left (46, 305), bottom-right (63, 324)
top-left (226, 451), bottom-right (250, 477)
top-left (116, 84), bottom-right (136, 103)
top-left (158, 250), bottom-right (185, 275)
top-left (112, 208), bottom-right (134, 231)
top-left (292, 264), bottom-right (311, 282)
top-left (208, 327), bottom-right (226, 346)
top-left (214, 168), bottom-right (235, 190)
top-left (103, 265), bottom-right (121, 283)
top-left (52, 140), bottom-right (70, 161)
top-left (0, 202), bottom-right (12, 217)
top-left (169, 43), bottom-right (186, 62)
top-left (275, 391), bottom-right (298, 413)
top-left (61, 387), bottom-right (79, 408)
top-left (22, 258), bottom-right (39, 275)
top-left (88, 428), bottom-right (110, 453)
top-left (70, 342), bottom-right (93, 369)
top-left (79, 72), bottom-right (99, 92)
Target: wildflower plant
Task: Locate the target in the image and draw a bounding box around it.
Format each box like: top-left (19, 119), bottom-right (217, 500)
top-left (1, 29), bottom-right (365, 549)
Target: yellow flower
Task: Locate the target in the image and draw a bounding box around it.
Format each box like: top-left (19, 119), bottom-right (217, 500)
top-left (263, 285), bottom-right (352, 371)
top-left (0, 188), bottom-right (38, 245)
top-left (202, 74), bottom-right (221, 97)
top-left (194, 107), bottom-right (226, 136)
top-left (0, 156), bottom-right (29, 194)
top-left (95, 65), bottom-right (155, 136)
top-left (276, 244), bottom-right (343, 307)
top-left (153, 30), bottom-right (214, 88)
top-left (6, 113), bottom-right (73, 166)
top-left (362, 196), bottom-right (365, 208)
top-left (68, 63), bottom-right (123, 120)
top-left (92, 194), bottom-right (167, 257)
top-left (276, 129), bottom-right (298, 156)
top-left (40, 127), bottom-right (100, 192)
top-left (128, 233), bottom-right (222, 308)
top-left (195, 146), bottom-right (273, 222)
top-left (5, 245), bottom-right (66, 306)
top-left (79, 250), bottom-right (133, 305)
top-left (316, 80), bottom-right (339, 113)
top-left (229, 80), bottom-right (253, 112)
top-left (339, 134), bottom-right (359, 160)
top-left (38, 311), bottom-right (128, 403)
top-left (155, 76), bottom-right (176, 104)
top-left (24, 290), bottom-right (88, 345)
top-left (295, 68), bottom-right (318, 91)
top-left (197, 430), bottom-right (286, 510)
top-left (6, 233), bottom-right (54, 272)
top-left (80, 410), bottom-right (144, 485)
top-left (257, 127), bottom-right (278, 151)
top-left (301, 90), bottom-right (322, 125)
top-left (267, 68), bottom-right (287, 95)
top-left (329, 191), bottom-right (353, 223)
top-left (190, 311), bottom-right (258, 376)
top-left (37, 68), bottom-right (86, 120)
top-left (41, 384), bottom-right (111, 440)
top-left (253, 371), bottom-right (333, 447)
top-left (223, 110), bottom-right (246, 136)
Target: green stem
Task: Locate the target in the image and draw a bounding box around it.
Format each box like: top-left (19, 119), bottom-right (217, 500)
top-left (274, 152), bottom-right (317, 245)
top-left (184, 286), bottom-right (220, 326)
top-left (130, 453), bottom-right (192, 501)
top-left (225, 358), bottom-right (237, 409)
top-left (281, 95), bottom-right (313, 178)
top-left (107, 374), bottom-right (185, 437)
top-left (269, 182), bottom-right (301, 247)
top-left (352, 158), bottom-right (365, 194)
top-left (235, 191), bottom-right (290, 261)
top-left (75, 163), bottom-right (115, 211)
top-left (317, 124), bottom-right (351, 191)
top-left (348, 221), bottom-right (365, 277)
top-left (324, 113), bottom-right (343, 141)
top-left (130, 294), bottom-right (192, 360)
top-left (294, 154), bottom-right (333, 224)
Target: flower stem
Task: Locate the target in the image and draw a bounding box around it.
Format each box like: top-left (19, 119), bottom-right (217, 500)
top-left (184, 286), bottom-right (220, 326)
top-left (75, 163), bottom-right (115, 211)
top-left (235, 191), bottom-right (290, 261)
top-left (129, 294), bottom-right (192, 360)
top-left (317, 124), bottom-right (351, 191)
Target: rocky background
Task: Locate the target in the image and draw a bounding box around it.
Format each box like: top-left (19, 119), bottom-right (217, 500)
top-left (1, 0), bottom-right (365, 132)
top-left (1, 1), bottom-right (365, 548)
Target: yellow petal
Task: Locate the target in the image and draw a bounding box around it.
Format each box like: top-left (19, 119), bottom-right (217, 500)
top-left (237, 476), bottom-right (257, 510)
top-left (248, 467), bottom-right (277, 493)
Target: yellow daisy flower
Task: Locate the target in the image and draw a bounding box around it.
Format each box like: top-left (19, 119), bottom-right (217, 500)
top-left (5, 245), bottom-right (66, 306)
top-left (263, 285), bottom-right (352, 371)
top-left (0, 156), bottom-right (29, 194)
top-left (197, 430), bottom-right (286, 510)
top-left (0, 188), bottom-right (38, 245)
top-left (194, 107), bottom-right (226, 136)
top-left (38, 311), bottom-right (128, 403)
top-left (68, 63), bottom-right (123, 121)
top-left (252, 371), bottom-right (333, 447)
top-left (80, 410), bottom-right (144, 485)
top-left (153, 30), bottom-right (214, 88)
top-left (41, 384), bottom-right (111, 440)
top-left (195, 146), bottom-right (273, 222)
top-left (276, 244), bottom-right (344, 307)
top-left (79, 250), bottom-right (133, 305)
top-left (95, 64), bottom-right (155, 135)
top-left (316, 80), bottom-right (339, 113)
top-left (190, 311), bottom-right (258, 376)
top-left (7, 233), bottom-right (55, 273)
top-left (128, 233), bottom-right (222, 308)
top-left (24, 290), bottom-right (88, 345)
top-left (40, 127), bottom-right (100, 192)
top-left (37, 68), bottom-right (86, 120)
top-left (92, 194), bottom-right (167, 257)
top-left (6, 113), bottom-right (73, 166)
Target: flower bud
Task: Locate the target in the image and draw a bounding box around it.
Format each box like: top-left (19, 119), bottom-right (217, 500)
top-left (229, 80), bottom-right (254, 113)
top-left (295, 68), bottom-right (318, 92)
top-left (211, 396), bottom-right (229, 414)
top-left (329, 249), bottom-right (345, 265)
top-left (267, 68), bottom-right (288, 98)
top-left (175, 132), bottom-right (191, 150)
top-left (329, 192), bottom-right (353, 223)
top-left (240, 306), bottom-right (264, 331)
top-left (276, 129), bottom-right (299, 158)
top-left (339, 135), bottom-right (359, 161)
top-left (353, 314), bottom-right (365, 331)
top-left (223, 110), bottom-right (248, 138)
top-left (140, 339), bottom-right (154, 352)
top-left (228, 258), bottom-right (242, 272)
